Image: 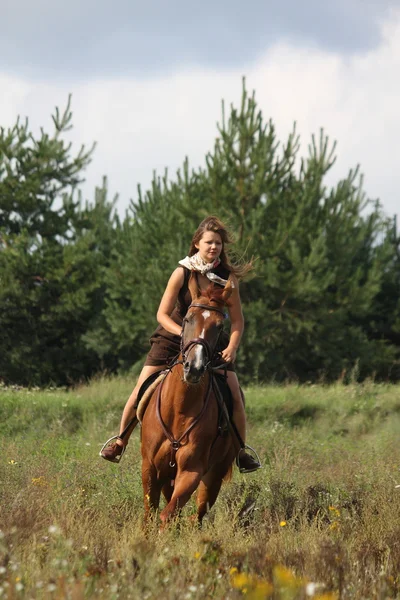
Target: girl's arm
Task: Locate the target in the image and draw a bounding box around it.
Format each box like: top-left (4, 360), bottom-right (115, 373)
top-left (221, 275), bottom-right (244, 364)
top-left (156, 267), bottom-right (185, 336)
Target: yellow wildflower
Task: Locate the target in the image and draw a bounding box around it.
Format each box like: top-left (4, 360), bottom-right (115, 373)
top-left (232, 573), bottom-right (252, 589)
top-left (328, 506), bottom-right (340, 517)
top-left (194, 552), bottom-right (201, 560)
top-left (31, 477), bottom-right (47, 487)
top-left (231, 572), bottom-right (273, 598)
top-left (273, 565), bottom-right (304, 589)
top-left (279, 520), bottom-right (287, 527)
top-left (249, 581), bottom-right (273, 599)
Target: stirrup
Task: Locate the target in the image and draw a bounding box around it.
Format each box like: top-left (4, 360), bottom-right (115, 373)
top-left (99, 435), bottom-right (126, 464)
top-left (236, 445), bottom-right (262, 474)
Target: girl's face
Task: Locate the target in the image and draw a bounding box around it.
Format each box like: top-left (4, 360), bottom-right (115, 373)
top-left (195, 231), bottom-right (223, 263)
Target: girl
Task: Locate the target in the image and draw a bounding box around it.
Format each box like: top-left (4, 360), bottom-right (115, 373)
top-left (100, 216), bottom-right (261, 473)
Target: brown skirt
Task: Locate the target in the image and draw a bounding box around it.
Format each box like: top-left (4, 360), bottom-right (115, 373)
top-left (144, 331), bottom-right (235, 372)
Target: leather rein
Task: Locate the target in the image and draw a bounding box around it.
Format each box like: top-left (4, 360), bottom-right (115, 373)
top-left (156, 302), bottom-right (227, 468)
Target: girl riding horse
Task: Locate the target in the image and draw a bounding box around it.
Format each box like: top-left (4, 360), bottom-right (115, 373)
top-left (100, 215), bottom-right (261, 473)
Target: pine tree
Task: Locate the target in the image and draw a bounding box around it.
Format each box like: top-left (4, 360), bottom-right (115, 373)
top-left (201, 81), bottom-right (397, 380)
top-left (2, 83), bottom-right (398, 385)
top-left (0, 95), bottom-right (93, 241)
top-left (103, 80), bottom-right (399, 383)
top-left (0, 101), bottom-right (118, 385)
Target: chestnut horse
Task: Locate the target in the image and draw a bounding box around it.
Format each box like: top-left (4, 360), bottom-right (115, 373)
top-left (140, 274), bottom-right (236, 526)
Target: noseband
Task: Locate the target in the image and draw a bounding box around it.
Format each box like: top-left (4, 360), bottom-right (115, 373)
top-left (181, 303), bottom-right (226, 368)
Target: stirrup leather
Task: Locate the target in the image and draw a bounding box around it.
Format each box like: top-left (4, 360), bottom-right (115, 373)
top-left (99, 435), bottom-right (126, 464)
top-left (236, 445), bottom-right (262, 473)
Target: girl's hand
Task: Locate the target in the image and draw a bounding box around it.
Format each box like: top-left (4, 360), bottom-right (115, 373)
top-left (221, 346), bottom-right (237, 364)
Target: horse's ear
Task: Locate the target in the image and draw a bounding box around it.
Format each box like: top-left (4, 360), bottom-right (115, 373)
top-left (188, 272), bottom-right (200, 299)
top-left (221, 277), bottom-right (234, 304)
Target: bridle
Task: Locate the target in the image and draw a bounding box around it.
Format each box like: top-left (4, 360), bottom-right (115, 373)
top-left (180, 302), bottom-right (226, 368)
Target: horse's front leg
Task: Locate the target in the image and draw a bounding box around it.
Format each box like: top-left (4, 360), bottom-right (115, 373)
top-left (195, 462), bottom-right (231, 525)
top-left (159, 469), bottom-right (202, 526)
top-left (142, 460), bottom-right (162, 523)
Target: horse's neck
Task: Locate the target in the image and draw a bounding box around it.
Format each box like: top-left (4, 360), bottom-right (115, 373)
top-left (167, 364), bottom-right (210, 407)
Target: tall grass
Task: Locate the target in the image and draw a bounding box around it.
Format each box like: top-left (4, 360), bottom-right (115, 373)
top-left (1, 378), bottom-right (400, 599)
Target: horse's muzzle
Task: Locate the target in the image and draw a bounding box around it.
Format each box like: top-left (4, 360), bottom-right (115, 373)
top-left (183, 362), bottom-right (205, 384)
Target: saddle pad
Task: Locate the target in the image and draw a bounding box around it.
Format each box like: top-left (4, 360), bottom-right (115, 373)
top-left (134, 369), bottom-right (165, 409)
top-left (137, 372), bottom-right (167, 424)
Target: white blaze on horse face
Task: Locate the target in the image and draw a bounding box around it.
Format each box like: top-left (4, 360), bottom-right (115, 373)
top-left (193, 327), bottom-right (205, 369)
top-left (192, 311), bottom-right (211, 371)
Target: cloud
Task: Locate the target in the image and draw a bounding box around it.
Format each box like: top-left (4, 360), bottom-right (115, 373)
top-left (0, 8), bottom-right (399, 220)
top-left (0, 0), bottom-right (396, 78)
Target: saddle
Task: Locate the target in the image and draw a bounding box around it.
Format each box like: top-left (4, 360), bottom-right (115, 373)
top-left (134, 370), bottom-right (167, 423)
top-left (135, 369), bottom-right (234, 432)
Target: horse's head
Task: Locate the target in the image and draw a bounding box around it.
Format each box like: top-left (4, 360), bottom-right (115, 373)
top-left (181, 274), bottom-right (234, 384)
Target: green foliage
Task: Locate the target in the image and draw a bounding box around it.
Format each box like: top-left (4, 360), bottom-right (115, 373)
top-left (0, 95), bottom-right (93, 240)
top-left (102, 80), bottom-right (400, 382)
top-left (1, 81), bottom-right (400, 385)
top-left (200, 83), bottom-right (400, 381)
top-left (0, 101), bottom-right (119, 385)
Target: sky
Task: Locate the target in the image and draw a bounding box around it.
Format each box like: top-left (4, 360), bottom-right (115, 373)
top-left (1, 0), bottom-right (399, 219)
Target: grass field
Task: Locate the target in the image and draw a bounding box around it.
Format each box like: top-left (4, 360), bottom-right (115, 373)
top-left (1, 377), bottom-right (400, 599)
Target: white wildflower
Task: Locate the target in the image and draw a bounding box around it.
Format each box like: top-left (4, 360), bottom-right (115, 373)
top-left (306, 582), bottom-right (322, 596)
top-left (48, 525), bottom-right (60, 535)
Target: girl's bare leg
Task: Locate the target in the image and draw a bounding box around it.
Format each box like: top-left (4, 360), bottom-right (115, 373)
top-left (116, 365), bottom-right (165, 447)
top-left (100, 365), bottom-right (164, 462)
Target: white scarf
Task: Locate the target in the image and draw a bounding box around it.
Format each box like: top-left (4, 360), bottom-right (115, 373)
top-left (178, 252), bottom-right (230, 287)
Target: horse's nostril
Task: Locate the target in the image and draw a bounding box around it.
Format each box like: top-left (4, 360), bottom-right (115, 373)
top-left (184, 361), bottom-right (190, 370)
